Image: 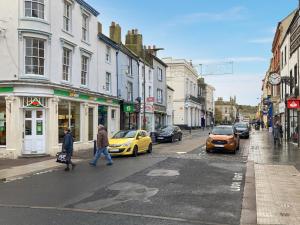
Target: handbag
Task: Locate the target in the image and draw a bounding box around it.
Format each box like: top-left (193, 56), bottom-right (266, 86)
top-left (56, 152), bottom-right (67, 164)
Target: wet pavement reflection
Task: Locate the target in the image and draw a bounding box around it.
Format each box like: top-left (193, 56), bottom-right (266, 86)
top-left (249, 130), bottom-right (300, 170)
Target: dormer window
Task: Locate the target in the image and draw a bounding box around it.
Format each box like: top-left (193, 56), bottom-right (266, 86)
top-left (25, 0), bottom-right (45, 19)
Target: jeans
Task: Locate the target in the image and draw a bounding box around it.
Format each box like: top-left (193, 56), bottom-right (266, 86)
top-left (91, 147), bottom-right (112, 165)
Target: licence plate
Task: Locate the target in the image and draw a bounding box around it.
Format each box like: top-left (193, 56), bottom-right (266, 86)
top-left (157, 137), bottom-right (164, 140)
top-left (215, 145), bottom-right (224, 148)
top-left (109, 149), bottom-right (120, 153)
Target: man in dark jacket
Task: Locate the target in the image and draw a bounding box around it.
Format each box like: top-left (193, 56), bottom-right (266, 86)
top-left (89, 125), bottom-right (113, 166)
top-left (62, 128), bottom-right (76, 171)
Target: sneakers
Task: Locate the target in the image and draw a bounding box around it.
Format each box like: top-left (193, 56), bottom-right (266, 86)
top-left (64, 167), bottom-right (70, 171)
top-left (72, 164), bottom-right (76, 170)
top-left (106, 162), bottom-right (113, 166)
top-left (89, 162), bottom-right (96, 167)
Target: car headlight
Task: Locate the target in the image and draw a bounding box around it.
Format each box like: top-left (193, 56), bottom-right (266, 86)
top-left (122, 141), bottom-right (132, 147)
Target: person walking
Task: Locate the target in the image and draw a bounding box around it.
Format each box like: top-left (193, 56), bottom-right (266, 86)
top-left (62, 128), bottom-right (76, 171)
top-left (273, 121), bottom-right (282, 147)
top-left (89, 125), bottom-right (113, 166)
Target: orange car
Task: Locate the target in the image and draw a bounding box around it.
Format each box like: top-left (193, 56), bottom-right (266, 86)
top-left (206, 125), bottom-right (240, 154)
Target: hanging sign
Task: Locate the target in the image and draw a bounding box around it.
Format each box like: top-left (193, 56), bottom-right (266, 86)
top-left (287, 99), bottom-right (300, 109)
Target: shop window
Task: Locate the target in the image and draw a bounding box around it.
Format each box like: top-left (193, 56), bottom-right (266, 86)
top-left (58, 100), bottom-right (81, 143)
top-left (98, 106), bottom-right (108, 128)
top-left (0, 98), bottom-right (6, 145)
top-left (111, 109), bottom-right (116, 119)
top-left (88, 107), bottom-right (94, 141)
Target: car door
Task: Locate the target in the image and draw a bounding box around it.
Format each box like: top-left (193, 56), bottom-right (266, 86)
top-left (136, 131), bottom-right (147, 151)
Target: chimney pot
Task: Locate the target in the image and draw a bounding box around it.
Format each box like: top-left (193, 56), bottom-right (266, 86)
top-left (131, 29), bottom-right (135, 34)
top-left (135, 29), bottom-right (138, 34)
top-left (111, 21), bottom-right (115, 26)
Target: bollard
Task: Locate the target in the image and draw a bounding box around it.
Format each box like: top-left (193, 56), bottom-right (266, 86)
top-left (93, 140), bottom-right (97, 156)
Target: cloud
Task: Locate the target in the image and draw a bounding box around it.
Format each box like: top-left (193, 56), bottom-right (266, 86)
top-left (182, 6), bottom-right (246, 23)
top-left (248, 37), bottom-right (273, 44)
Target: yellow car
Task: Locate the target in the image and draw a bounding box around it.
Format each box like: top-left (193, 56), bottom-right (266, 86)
top-left (108, 130), bottom-right (152, 156)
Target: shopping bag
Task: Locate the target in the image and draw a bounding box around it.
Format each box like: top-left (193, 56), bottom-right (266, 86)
top-left (56, 152), bottom-right (67, 164)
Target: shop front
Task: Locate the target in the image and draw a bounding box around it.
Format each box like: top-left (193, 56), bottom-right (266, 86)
top-left (120, 102), bottom-right (139, 130)
top-left (0, 86), bottom-right (120, 159)
top-left (154, 104), bottom-right (166, 130)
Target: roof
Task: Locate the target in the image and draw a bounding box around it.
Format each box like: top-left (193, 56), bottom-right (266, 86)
top-left (152, 55), bottom-right (168, 67)
top-left (119, 44), bottom-right (139, 60)
top-left (98, 33), bottom-right (118, 49)
top-left (75, 0), bottom-right (99, 17)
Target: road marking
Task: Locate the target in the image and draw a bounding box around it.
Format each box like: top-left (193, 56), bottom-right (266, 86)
top-left (176, 152), bottom-right (187, 154)
top-left (0, 204), bottom-right (234, 225)
top-left (230, 172), bottom-right (243, 192)
top-left (147, 169), bottom-right (179, 177)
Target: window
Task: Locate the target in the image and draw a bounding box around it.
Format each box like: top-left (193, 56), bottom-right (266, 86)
top-left (25, 38), bottom-right (45, 76)
top-left (63, 1), bottom-right (71, 32)
top-left (127, 57), bottom-right (132, 75)
top-left (81, 55), bottom-right (88, 86)
top-left (127, 82), bottom-right (133, 101)
top-left (0, 97), bottom-right (6, 145)
top-left (158, 67), bottom-right (163, 81)
top-left (111, 109), bottom-right (116, 119)
top-left (105, 72), bottom-right (111, 92)
top-left (148, 86), bottom-right (152, 98)
top-left (62, 47), bottom-right (71, 81)
top-left (157, 89), bottom-right (163, 104)
top-left (106, 46), bottom-right (111, 63)
top-left (82, 13), bottom-right (89, 42)
top-left (25, 0), bottom-right (45, 19)
top-left (58, 100), bottom-right (81, 143)
top-left (284, 46), bottom-right (287, 65)
top-left (88, 107), bottom-right (93, 141)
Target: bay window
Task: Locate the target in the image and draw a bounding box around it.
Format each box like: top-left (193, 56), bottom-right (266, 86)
top-left (25, 0), bottom-right (45, 19)
top-left (25, 38), bottom-right (45, 76)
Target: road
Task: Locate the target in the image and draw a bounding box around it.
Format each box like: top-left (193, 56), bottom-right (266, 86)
top-left (0, 131), bottom-right (249, 225)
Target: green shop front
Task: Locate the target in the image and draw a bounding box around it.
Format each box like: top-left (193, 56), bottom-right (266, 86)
top-left (120, 101), bottom-right (139, 130)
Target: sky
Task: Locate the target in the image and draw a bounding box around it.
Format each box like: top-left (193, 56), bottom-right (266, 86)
top-left (86, 0), bottom-right (298, 106)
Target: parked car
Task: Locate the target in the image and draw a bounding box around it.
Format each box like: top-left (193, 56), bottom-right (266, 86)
top-left (234, 122), bottom-right (250, 139)
top-left (108, 130), bottom-right (152, 157)
top-left (156, 126), bottom-right (183, 143)
top-left (206, 125), bottom-right (240, 154)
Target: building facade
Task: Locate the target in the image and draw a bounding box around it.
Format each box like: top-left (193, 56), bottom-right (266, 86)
top-left (215, 97), bottom-right (238, 125)
top-left (166, 86), bottom-right (174, 126)
top-left (163, 58), bottom-right (203, 129)
top-left (205, 84), bottom-right (215, 127)
top-left (0, 0), bottom-right (121, 158)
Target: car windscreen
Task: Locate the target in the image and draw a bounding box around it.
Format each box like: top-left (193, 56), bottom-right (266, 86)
top-left (234, 123), bottom-right (248, 128)
top-left (212, 127), bottom-right (233, 135)
top-left (161, 126), bottom-right (174, 132)
top-left (112, 130), bottom-right (137, 139)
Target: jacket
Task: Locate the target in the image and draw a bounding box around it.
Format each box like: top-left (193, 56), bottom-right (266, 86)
top-left (97, 127), bottom-right (109, 149)
top-left (62, 132), bottom-right (74, 154)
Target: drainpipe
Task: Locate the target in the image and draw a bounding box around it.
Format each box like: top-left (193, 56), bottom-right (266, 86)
top-left (116, 50), bottom-right (119, 98)
top-left (137, 60), bottom-right (141, 129)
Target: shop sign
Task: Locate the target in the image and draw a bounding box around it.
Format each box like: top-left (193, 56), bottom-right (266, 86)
top-left (279, 102), bottom-right (285, 113)
top-left (263, 98), bottom-right (270, 105)
top-left (141, 104), bottom-right (154, 113)
top-left (25, 97), bottom-right (44, 108)
top-left (287, 99), bottom-right (300, 109)
top-left (153, 104), bottom-right (166, 113)
top-left (147, 97), bottom-right (155, 102)
top-left (123, 104), bottom-right (135, 113)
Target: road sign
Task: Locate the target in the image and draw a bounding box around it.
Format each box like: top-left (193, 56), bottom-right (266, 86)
top-left (287, 99), bottom-right (300, 109)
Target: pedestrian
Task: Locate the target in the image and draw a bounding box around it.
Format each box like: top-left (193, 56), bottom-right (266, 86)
top-left (89, 125), bottom-right (113, 166)
top-left (62, 128), bottom-right (76, 171)
top-left (273, 121), bottom-right (282, 147)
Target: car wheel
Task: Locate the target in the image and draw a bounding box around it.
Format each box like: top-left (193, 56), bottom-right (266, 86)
top-left (206, 148), bottom-right (211, 153)
top-left (132, 146), bottom-right (138, 157)
top-left (178, 135), bottom-right (182, 141)
top-left (147, 143), bottom-right (152, 154)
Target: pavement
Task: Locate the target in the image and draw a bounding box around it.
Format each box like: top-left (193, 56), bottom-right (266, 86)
top-left (246, 130), bottom-right (300, 225)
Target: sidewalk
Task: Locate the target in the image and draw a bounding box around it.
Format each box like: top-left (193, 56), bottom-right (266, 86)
top-left (247, 130), bottom-right (300, 225)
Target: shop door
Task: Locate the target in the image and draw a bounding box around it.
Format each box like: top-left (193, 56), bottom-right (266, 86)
top-left (23, 109), bottom-right (46, 154)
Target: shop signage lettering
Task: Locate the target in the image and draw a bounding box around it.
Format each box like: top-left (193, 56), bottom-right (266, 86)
top-left (287, 99), bottom-right (300, 109)
top-left (26, 98), bottom-right (43, 108)
top-left (147, 97), bottom-right (155, 102)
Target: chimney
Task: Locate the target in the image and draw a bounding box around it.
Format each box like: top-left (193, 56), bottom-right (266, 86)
top-left (125, 28), bottom-right (143, 57)
top-left (97, 22), bottom-right (102, 34)
top-left (109, 21), bottom-right (121, 44)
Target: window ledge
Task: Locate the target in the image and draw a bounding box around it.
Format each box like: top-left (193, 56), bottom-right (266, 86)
top-left (81, 40), bottom-right (91, 46)
top-left (60, 81), bottom-right (73, 87)
top-left (80, 85), bottom-right (89, 90)
top-left (20, 75), bottom-right (49, 81)
top-left (20, 17), bottom-right (50, 25)
top-left (61, 29), bottom-right (74, 37)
